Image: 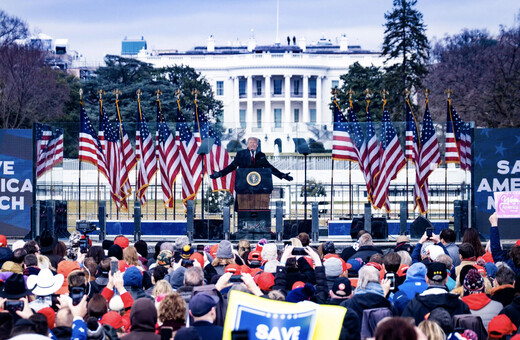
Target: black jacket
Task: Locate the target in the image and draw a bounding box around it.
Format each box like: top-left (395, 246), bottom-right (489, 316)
top-left (219, 149), bottom-right (285, 179)
top-left (347, 246), bottom-right (383, 264)
top-left (192, 321), bottom-right (224, 340)
top-left (402, 287), bottom-right (470, 325)
top-left (491, 285), bottom-right (516, 307)
top-left (500, 295), bottom-right (520, 328)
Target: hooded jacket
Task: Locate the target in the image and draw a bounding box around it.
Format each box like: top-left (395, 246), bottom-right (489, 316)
top-left (500, 295), bottom-right (520, 328)
top-left (397, 264), bottom-right (428, 300)
top-left (461, 293), bottom-right (503, 329)
top-left (490, 284), bottom-right (516, 307)
top-left (347, 246), bottom-right (383, 264)
top-left (122, 298), bottom-right (160, 340)
top-left (402, 286), bottom-right (471, 325)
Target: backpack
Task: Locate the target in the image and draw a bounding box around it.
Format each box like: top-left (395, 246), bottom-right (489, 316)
top-left (452, 314), bottom-right (487, 340)
top-left (360, 307), bottom-right (393, 339)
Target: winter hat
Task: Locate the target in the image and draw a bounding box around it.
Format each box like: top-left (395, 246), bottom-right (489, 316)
top-left (427, 245), bottom-right (444, 261)
top-left (488, 314), bottom-right (517, 339)
top-left (181, 244), bottom-right (194, 259)
top-left (485, 262), bottom-right (498, 279)
top-left (108, 244), bottom-right (123, 260)
top-left (101, 311), bottom-right (124, 329)
top-left (286, 283), bottom-right (316, 303)
top-left (323, 257), bottom-right (346, 277)
top-left (175, 236), bottom-right (190, 251)
top-left (347, 258), bottom-right (364, 275)
top-left (463, 268), bottom-right (484, 294)
top-left (113, 236), bottom-right (129, 250)
top-left (190, 252), bottom-right (204, 268)
top-left (38, 307), bottom-right (56, 329)
top-left (254, 272), bottom-right (275, 291)
top-left (55, 260), bottom-right (81, 295)
top-left (427, 307), bottom-right (454, 335)
top-left (322, 241), bottom-right (335, 255)
top-left (263, 260), bottom-right (281, 274)
top-left (123, 266), bottom-right (143, 288)
top-left (216, 240), bottom-right (233, 259)
top-left (427, 262), bottom-right (447, 282)
top-left (86, 317), bottom-right (105, 340)
top-left (406, 263), bottom-right (427, 281)
top-left (331, 277), bottom-right (351, 297)
top-left (260, 243), bottom-right (278, 261)
top-left (157, 250), bottom-right (173, 267)
top-left (0, 235), bottom-right (6, 247)
top-left (27, 268), bottom-right (64, 296)
top-left (12, 240), bottom-right (25, 251)
top-left (108, 294), bottom-right (124, 311)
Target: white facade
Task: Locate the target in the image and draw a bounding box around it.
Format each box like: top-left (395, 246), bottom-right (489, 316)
top-left (135, 36), bottom-right (386, 153)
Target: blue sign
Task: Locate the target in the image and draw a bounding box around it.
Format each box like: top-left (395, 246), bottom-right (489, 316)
top-left (0, 130), bottom-right (33, 236)
top-left (473, 128), bottom-right (520, 238)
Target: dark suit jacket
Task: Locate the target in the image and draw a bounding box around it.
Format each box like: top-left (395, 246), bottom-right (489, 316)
top-left (219, 149), bottom-right (285, 179)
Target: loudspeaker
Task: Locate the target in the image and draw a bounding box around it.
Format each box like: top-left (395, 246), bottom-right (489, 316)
top-left (194, 219), bottom-right (223, 240)
top-left (410, 215), bottom-right (433, 239)
top-left (282, 219), bottom-right (311, 239)
top-left (350, 217), bottom-right (364, 239)
top-left (39, 201), bottom-right (54, 234)
top-left (55, 200), bottom-right (70, 238)
top-left (371, 217), bottom-right (388, 240)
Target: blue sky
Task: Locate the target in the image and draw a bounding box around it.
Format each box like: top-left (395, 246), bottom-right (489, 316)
top-left (1, 0), bottom-right (518, 63)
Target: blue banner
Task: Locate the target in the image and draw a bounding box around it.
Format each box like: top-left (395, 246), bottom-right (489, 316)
top-left (473, 128), bottom-right (520, 238)
top-left (0, 130), bottom-right (33, 236)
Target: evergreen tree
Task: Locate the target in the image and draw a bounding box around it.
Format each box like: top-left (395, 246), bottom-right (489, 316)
top-left (382, 0), bottom-right (430, 120)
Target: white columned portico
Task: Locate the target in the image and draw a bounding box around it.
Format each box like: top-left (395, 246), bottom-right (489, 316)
top-left (316, 75), bottom-right (323, 124)
top-left (284, 75), bottom-right (291, 133)
top-left (246, 75), bottom-right (253, 133)
top-left (233, 76), bottom-right (239, 128)
top-left (265, 75), bottom-right (271, 130)
top-left (303, 75), bottom-right (309, 124)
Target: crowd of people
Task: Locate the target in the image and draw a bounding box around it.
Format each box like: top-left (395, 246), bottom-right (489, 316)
top-left (0, 212), bottom-right (518, 340)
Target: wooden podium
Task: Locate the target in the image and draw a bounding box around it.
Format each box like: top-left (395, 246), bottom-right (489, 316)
top-left (237, 194), bottom-right (270, 210)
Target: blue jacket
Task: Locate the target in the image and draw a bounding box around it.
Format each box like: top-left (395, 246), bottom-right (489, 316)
top-left (397, 278), bottom-right (428, 301)
top-left (490, 226), bottom-right (519, 275)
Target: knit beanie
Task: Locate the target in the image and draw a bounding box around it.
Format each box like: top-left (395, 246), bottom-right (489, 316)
top-left (463, 268), bottom-right (484, 295)
top-left (216, 240), bottom-right (233, 259)
top-left (286, 283), bottom-right (316, 303)
top-left (260, 243), bottom-right (278, 261)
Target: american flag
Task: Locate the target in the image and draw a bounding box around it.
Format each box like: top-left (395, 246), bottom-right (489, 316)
top-left (136, 99), bottom-right (157, 205)
top-left (176, 99), bottom-right (201, 204)
top-left (79, 101), bottom-right (108, 178)
top-left (195, 102), bottom-right (235, 195)
top-left (115, 100), bottom-right (136, 210)
top-left (415, 101), bottom-right (441, 214)
top-left (372, 106), bottom-right (406, 210)
top-left (365, 106), bottom-right (380, 202)
top-left (332, 100), bottom-right (357, 162)
top-left (445, 101), bottom-right (471, 171)
top-left (52, 128), bottom-right (63, 167)
top-left (405, 99), bottom-right (420, 163)
top-left (156, 99), bottom-right (180, 208)
top-left (347, 109), bottom-right (371, 201)
top-left (35, 123), bottom-right (52, 178)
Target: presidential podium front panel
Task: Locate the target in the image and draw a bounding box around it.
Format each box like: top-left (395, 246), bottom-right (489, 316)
top-left (234, 168), bottom-right (273, 238)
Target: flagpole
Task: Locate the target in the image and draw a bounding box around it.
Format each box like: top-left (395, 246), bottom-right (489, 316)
top-left (78, 90), bottom-right (83, 220)
top-left (135, 90), bottom-right (142, 205)
top-left (113, 89), bottom-right (124, 220)
top-left (97, 90), bottom-right (105, 218)
top-left (346, 90), bottom-right (354, 219)
top-left (330, 89), bottom-right (339, 220)
top-left (404, 91), bottom-right (411, 220)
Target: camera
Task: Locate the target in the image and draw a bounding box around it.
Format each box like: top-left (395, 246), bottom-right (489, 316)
top-left (70, 287), bottom-right (85, 306)
top-left (4, 300), bottom-right (24, 313)
top-left (76, 220), bottom-right (97, 234)
top-left (229, 275), bottom-right (242, 283)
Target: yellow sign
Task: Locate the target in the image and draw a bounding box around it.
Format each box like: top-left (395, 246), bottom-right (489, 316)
top-left (223, 291), bottom-right (346, 340)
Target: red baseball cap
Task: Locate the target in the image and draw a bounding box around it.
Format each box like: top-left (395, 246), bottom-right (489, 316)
top-left (255, 272), bottom-right (275, 291)
top-left (101, 311), bottom-right (124, 329)
top-left (114, 236), bottom-right (129, 249)
top-left (488, 314), bottom-right (517, 338)
top-left (292, 281), bottom-right (305, 290)
top-left (0, 235), bottom-right (6, 247)
top-left (190, 253), bottom-right (204, 268)
top-left (225, 264), bottom-right (241, 274)
top-left (38, 307), bottom-right (55, 329)
top-left (209, 244), bottom-right (219, 258)
top-left (240, 265), bottom-right (251, 275)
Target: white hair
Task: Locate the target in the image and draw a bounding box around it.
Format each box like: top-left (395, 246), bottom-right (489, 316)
top-left (358, 233), bottom-right (373, 247)
top-left (397, 250), bottom-right (412, 266)
top-left (355, 266), bottom-right (380, 292)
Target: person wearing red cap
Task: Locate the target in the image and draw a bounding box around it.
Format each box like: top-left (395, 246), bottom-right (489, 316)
top-left (489, 212), bottom-right (520, 276)
top-left (0, 235), bottom-right (7, 248)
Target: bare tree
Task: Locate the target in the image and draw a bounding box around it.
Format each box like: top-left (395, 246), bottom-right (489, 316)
top-left (0, 10), bottom-right (29, 45)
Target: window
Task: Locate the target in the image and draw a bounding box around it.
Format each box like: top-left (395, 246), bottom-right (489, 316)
top-left (274, 79), bottom-right (282, 95)
top-left (309, 78), bottom-right (316, 96)
top-left (274, 109), bottom-right (282, 128)
top-left (256, 80), bottom-right (262, 95)
top-left (294, 79), bottom-right (300, 95)
top-left (331, 80), bottom-right (339, 89)
top-left (239, 79), bottom-right (246, 96)
top-left (294, 109), bottom-right (300, 123)
top-left (239, 109), bottom-right (246, 128)
top-left (216, 81), bottom-right (224, 96)
top-left (310, 109), bottom-right (316, 123)
top-left (256, 109), bottom-right (262, 128)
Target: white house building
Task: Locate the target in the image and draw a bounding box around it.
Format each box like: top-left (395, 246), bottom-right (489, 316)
top-left (133, 35), bottom-right (386, 153)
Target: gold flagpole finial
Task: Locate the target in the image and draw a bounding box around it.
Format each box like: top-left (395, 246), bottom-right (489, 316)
top-left (403, 89), bottom-right (410, 100)
top-left (381, 89), bottom-right (389, 100)
top-left (346, 88), bottom-right (354, 101)
top-left (192, 89), bottom-right (200, 100)
top-left (424, 88), bottom-right (431, 100)
top-left (112, 89), bottom-right (121, 100)
top-left (175, 89), bottom-right (182, 100)
top-left (363, 88), bottom-right (373, 100)
top-left (444, 88), bottom-right (453, 100)
top-left (79, 89), bottom-right (83, 100)
top-left (155, 89), bottom-right (162, 100)
top-left (136, 89), bottom-right (142, 100)
top-left (331, 88), bottom-right (339, 99)
top-left (97, 89), bottom-right (105, 100)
